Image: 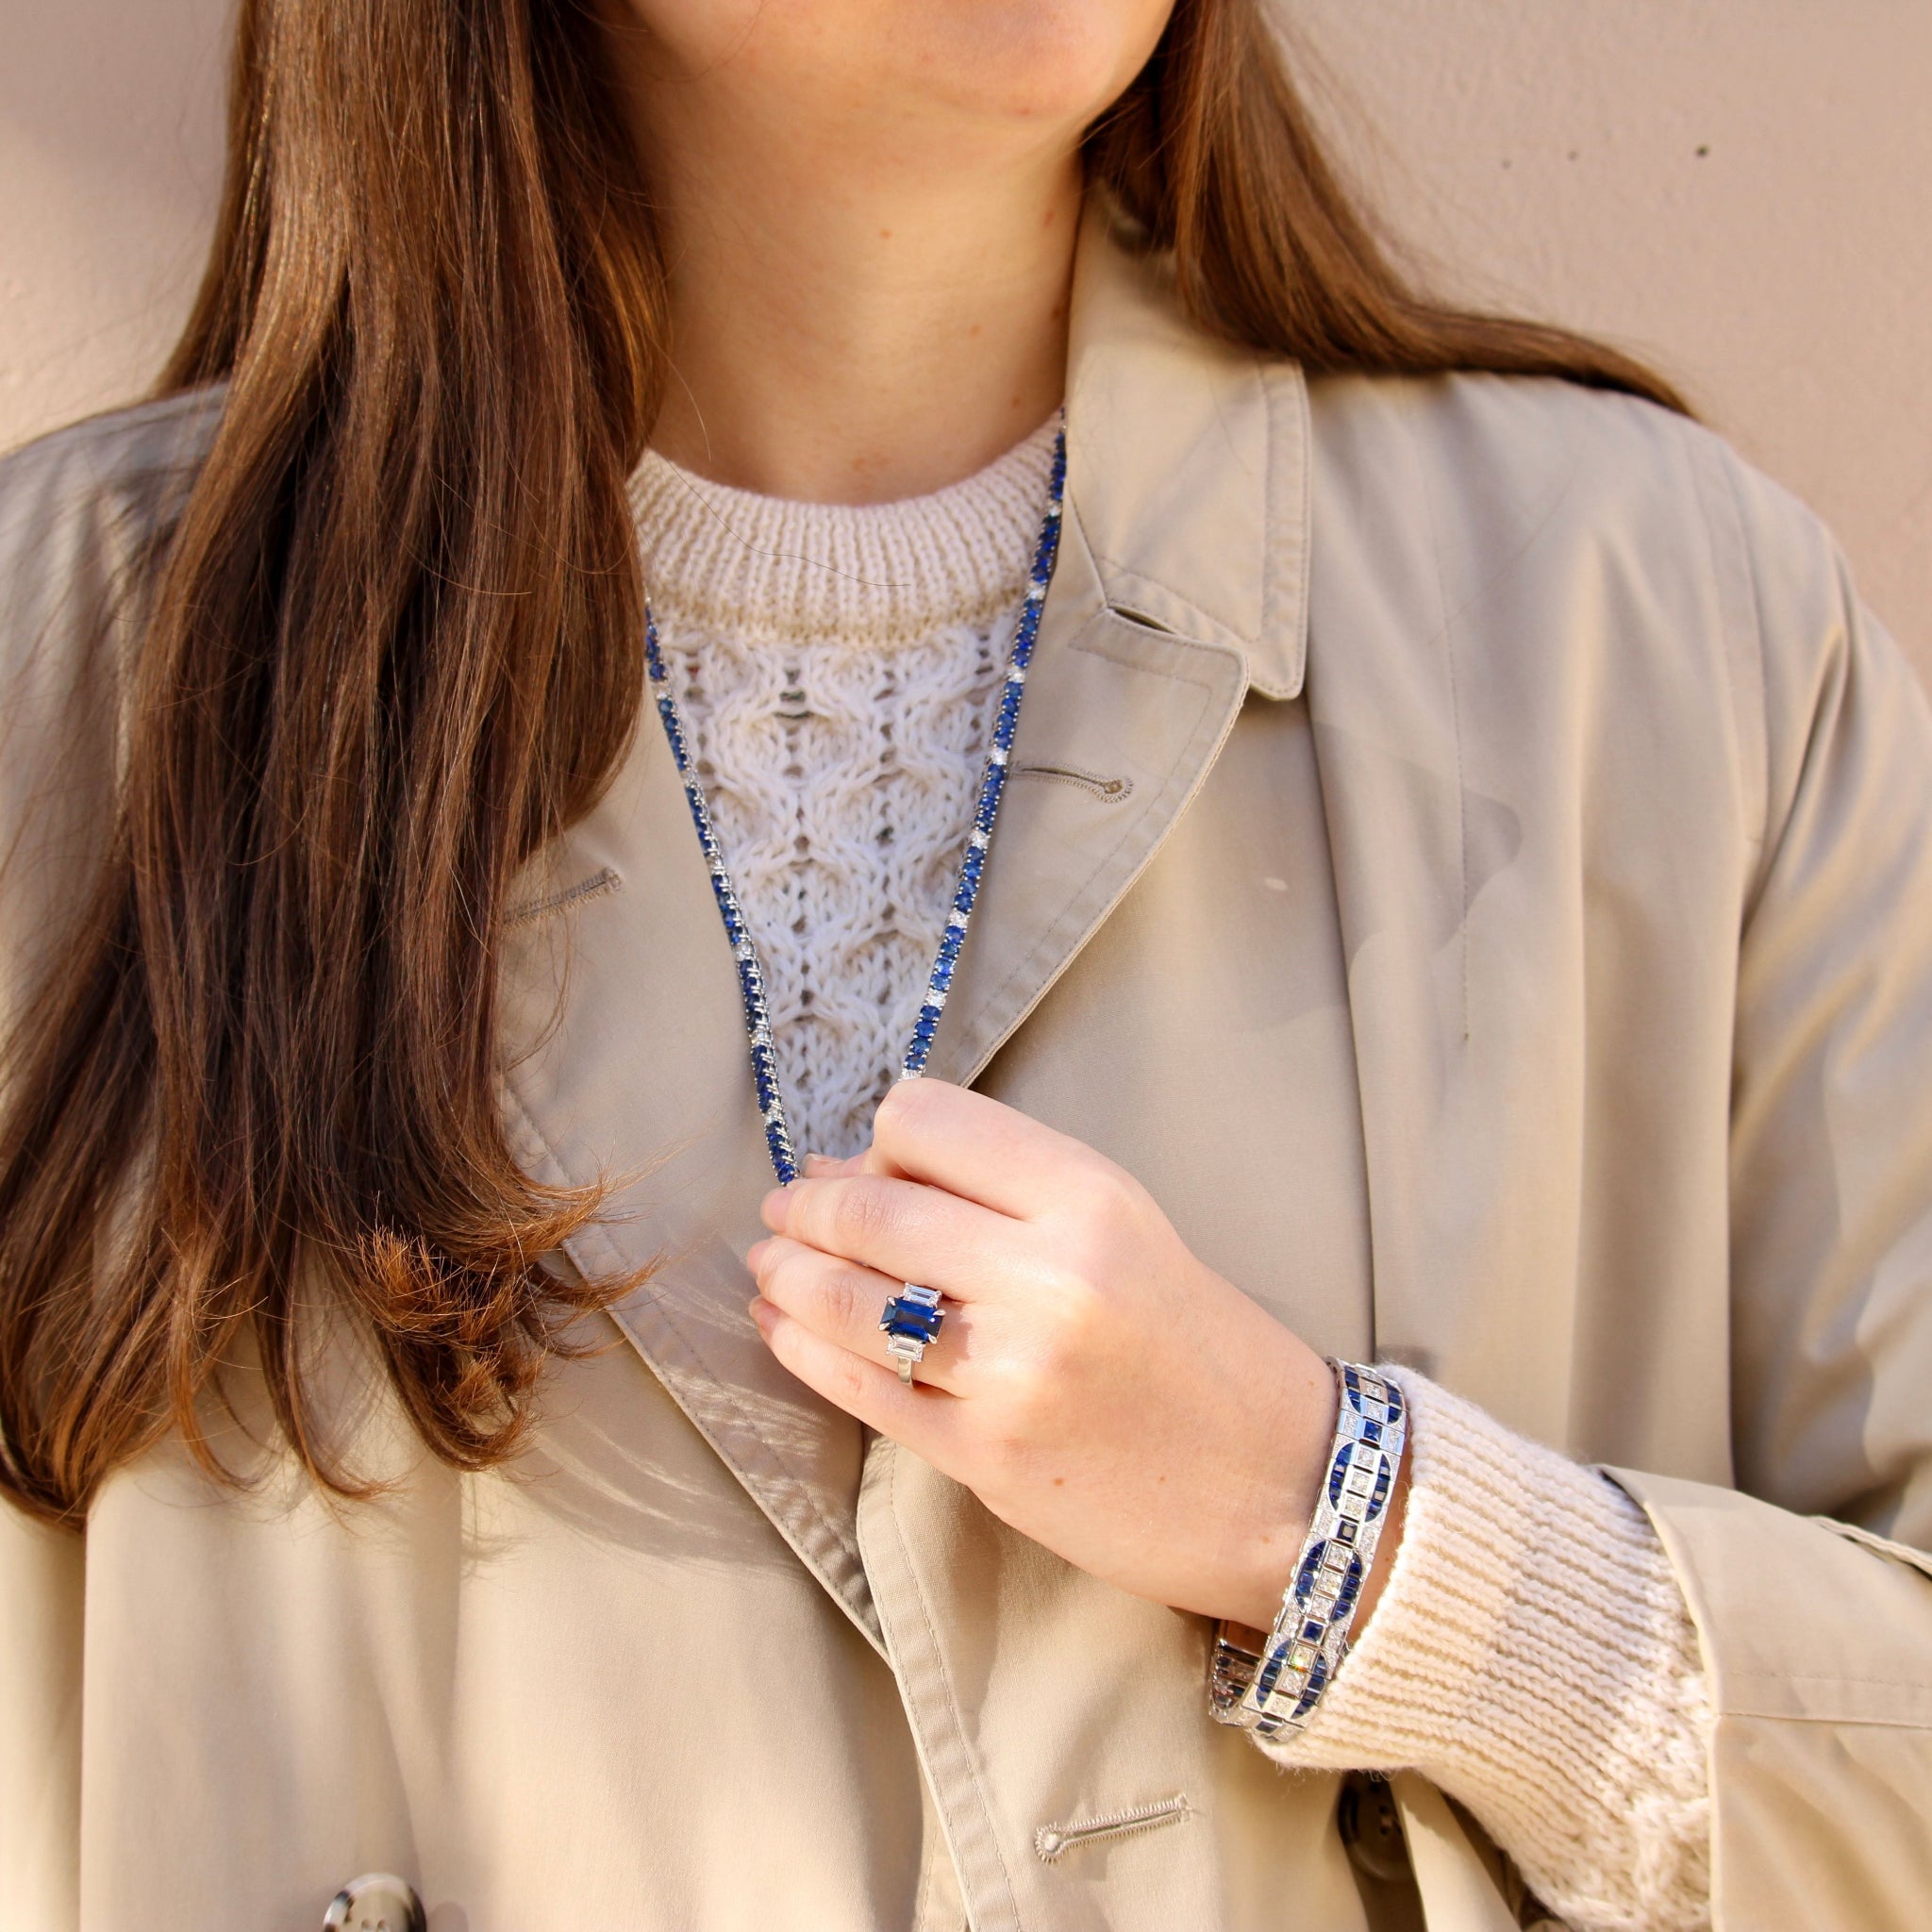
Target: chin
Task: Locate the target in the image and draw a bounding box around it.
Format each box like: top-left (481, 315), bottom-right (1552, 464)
top-left (903, 0), bottom-right (1174, 127)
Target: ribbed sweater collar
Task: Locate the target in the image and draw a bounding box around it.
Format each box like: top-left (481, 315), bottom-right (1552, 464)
top-left (628, 416), bottom-right (1059, 646)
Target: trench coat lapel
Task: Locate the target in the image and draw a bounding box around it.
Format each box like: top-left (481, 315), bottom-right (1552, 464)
top-left (919, 525), bottom-right (1250, 1090)
top-left (497, 211), bottom-right (1314, 1645)
top-left (930, 205), bottom-right (1310, 1083)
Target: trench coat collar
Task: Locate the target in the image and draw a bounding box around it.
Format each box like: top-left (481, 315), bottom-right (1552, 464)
top-left (1062, 200), bottom-right (1310, 702)
top-left (498, 209), bottom-right (1315, 1652)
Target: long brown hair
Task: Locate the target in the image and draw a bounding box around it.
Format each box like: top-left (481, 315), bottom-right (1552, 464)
top-left (0, 0), bottom-right (1684, 1524)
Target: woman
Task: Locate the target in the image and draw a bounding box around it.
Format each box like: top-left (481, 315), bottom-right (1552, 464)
top-left (1, 0), bottom-right (1928, 1925)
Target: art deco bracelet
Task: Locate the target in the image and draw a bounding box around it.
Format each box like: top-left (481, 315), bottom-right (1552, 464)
top-left (1209, 1360), bottom-right (1408, 1738)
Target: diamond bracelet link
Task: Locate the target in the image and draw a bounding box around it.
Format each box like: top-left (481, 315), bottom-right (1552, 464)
top-left (1208, 1360), bottom-right (1408, 1738)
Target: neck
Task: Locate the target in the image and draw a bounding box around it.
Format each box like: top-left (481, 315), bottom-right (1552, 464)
top-left (607, 41), bottom-right (1080, 505)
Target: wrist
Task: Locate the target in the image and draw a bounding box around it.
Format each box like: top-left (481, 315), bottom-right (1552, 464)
top-left (1221, 1349), bottom-right (1341, 1629)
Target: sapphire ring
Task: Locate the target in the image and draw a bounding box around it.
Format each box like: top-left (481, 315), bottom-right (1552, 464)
top-left (879, 1283), bottom-right (945, 1385)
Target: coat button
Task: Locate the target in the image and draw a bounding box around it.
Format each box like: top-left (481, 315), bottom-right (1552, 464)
top-left (1336, 1771), bottom-right (1409, 1884)
top-left (322, 1874), bottom-right (425, 1932)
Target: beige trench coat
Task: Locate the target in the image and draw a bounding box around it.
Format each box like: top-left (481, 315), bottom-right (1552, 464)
top-left (3, 210), bottom-right (1931, 1932)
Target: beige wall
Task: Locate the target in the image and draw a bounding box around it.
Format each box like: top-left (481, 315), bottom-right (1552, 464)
top-left (3, 0), bottom-right (1927, 675)
top-left (1292, 0), bottom-right (1932, 681)
top-left (0, 0), bottom-right (228, 441)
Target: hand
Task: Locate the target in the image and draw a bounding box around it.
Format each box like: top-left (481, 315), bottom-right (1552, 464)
top-left (747, 1078), bottom-right (1407, 1630)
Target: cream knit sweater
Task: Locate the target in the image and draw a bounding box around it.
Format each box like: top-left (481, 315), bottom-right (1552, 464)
top-left (631, 425), bottom-right (1714, 1932)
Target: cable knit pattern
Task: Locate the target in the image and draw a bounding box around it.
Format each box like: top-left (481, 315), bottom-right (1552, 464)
top-left (1262, 1372), bottom-right (1714, 1931)
top-left (629, 421), bottom-right (1058, 1158)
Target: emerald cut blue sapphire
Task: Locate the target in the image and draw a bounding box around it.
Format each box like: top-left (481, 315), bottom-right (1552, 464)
top-left (880, 1291), bottom-right (944, 1345)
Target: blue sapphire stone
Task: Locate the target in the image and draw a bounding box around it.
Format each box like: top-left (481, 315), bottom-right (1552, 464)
top-left (880, 1296), bottom-right (944, 1344)
top-left (1293, 1541), bottom-right (1327, 1605)
top-left (1335, 1559), bottom-right (1363, 1613)
top-left (1254, 1645), bottom-right (1288, 1704)
top-left (1291, 1654), bottom-right (1330, 1720)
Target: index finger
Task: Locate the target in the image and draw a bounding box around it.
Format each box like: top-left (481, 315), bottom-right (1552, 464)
top-left (764, 1170), bottom-right (1027, 1302)
top-left (864, 1078), bottom-right (1105, 1220)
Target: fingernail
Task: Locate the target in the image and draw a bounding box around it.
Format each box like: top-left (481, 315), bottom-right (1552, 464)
top-left (749, 1297), bottom-right (775, 1337)
top-left (745, 1238), bottom-right (772, 1276)
top-left (760, 1187), bottom-right (791, 1231)
top-left (801, 1152), bottom-right (835, 1175)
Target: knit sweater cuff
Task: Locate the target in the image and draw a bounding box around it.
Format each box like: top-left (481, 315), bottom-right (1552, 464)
top-left (1255, 1372), bottom-right (1714, 1932)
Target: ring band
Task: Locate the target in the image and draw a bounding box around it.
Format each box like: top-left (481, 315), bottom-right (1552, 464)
top-left (879, 1283), bottom-right (945, 1384)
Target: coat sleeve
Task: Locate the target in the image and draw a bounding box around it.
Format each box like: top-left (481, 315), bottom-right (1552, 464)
top-left (1609, 441), bottom-right (1932, 1928)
